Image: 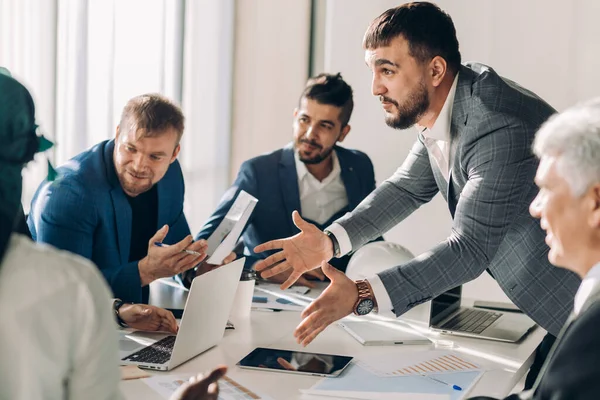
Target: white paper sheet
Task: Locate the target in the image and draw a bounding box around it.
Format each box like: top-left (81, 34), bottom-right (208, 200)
top-left (206, 190), bottom-right (257, 264)
top-left (357, 350), bottom-right (482, 377)
top-left (143, 374), bottom-right (273, 400)
top-left (300, 390), bottom-right (449, 400)
top-left (252, 283), bottom-right (312, 311)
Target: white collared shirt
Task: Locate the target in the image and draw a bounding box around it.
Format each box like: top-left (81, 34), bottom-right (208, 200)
top-left (295, 149), bottom-right (349, 225)
top-left (0, 234), bottom-right (122, 400)
top-left (573, 263), bottom-right (600, 316)
top-left (416, 73), bottom-right (459, 182)
top-left (326, 74), bottom-right (460, 316)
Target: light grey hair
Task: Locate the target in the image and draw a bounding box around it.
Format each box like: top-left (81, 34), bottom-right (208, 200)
top-left (533, 98), bottom-right (600, 196)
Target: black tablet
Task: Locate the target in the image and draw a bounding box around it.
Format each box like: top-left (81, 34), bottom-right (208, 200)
top-left (237, 347), bottom-right (353, 377)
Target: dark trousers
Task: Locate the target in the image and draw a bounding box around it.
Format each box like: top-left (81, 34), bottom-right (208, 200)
top-left (524, 332), bottom-right (556, 390)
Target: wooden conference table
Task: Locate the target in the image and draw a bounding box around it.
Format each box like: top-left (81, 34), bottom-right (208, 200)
top-left (120, 279), bottom-right (545, 400)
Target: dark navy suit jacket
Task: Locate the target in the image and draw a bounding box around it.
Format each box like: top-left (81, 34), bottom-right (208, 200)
top-left (28, 139), bottom-right (191, 303)
top-left (196, 143), bottom-right (379, 271)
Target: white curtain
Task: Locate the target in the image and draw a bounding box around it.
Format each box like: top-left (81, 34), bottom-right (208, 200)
top-left (1, 0), bottom-right (234, 230)
top-left (54, 0), bottom-right (184, 163)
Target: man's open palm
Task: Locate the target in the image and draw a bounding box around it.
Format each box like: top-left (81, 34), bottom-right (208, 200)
top-left (254, 211), bottom-right (333, 289)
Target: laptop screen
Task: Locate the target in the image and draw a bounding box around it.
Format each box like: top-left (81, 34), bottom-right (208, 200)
top-left (430, 286), bottom-right (462, 326)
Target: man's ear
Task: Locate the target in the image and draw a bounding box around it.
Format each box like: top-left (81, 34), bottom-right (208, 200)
top-left (589, 184), bottom-right (600, 228)
top-left (337, 124), bottom-right (351, 143)
top-left (115, 125), bottom-right (121, 140)
top-left (293, 108), bottom-right (299, 118)
top-left (429, 56), bottom-right (447, 88)
top-left (171, 144), bottom-right (181, 163)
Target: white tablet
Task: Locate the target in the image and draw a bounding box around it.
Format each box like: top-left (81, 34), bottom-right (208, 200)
top-left (338, 320), bottom-right (431, 346)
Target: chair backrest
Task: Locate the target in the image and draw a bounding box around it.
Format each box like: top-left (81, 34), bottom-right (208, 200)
top-left (346, 241), bottom-right (415, 280)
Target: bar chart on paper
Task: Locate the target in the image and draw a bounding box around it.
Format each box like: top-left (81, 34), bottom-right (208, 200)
top-left (358, 350), bottom-right (482, 377)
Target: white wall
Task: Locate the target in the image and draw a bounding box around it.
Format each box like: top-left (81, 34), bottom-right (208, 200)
top-left (229, 0), bottom-right (312, 181)
top-left (318, 0), bottom-right (600, 302)
top-left (181, 0), bottom-right (235, 232)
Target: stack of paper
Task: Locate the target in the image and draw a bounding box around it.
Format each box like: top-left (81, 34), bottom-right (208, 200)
top-left (303, 351), bottom-right (484, 400)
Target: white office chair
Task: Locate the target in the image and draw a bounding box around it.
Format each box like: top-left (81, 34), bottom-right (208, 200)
top-left (346, 241), bottom-right (415, 281)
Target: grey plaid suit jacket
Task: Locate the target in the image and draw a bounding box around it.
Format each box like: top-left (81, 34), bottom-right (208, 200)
top-left (335, 63), bottom-right (580, 336)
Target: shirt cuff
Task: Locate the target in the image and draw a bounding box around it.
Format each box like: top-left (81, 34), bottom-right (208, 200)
top-left (367, 274), bottom-right (396, 318)
top-left (325, 223), bottom-right (352, 257)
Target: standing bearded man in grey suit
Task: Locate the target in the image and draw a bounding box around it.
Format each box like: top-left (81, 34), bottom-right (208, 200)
top-left (254, 1), bottom-right (580, 387)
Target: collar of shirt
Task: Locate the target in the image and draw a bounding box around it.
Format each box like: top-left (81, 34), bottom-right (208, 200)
top-left (415, 73), bottom-right (460, 141)
top-left (573, 262), bottom-right (600, 316)
top-left (294, 147), bottom-right (341, 186)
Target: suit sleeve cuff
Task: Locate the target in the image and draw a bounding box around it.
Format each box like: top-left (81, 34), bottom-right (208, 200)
top-left (368, 275), bottom-right (395, 318)
top-left (325, 223), bottom-right (352, 257)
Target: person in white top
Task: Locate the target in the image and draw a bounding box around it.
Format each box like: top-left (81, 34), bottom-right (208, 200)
top-left (196, 73), bottom-right (380, 286)
top-left (0, 70), bottom-right (225, 400)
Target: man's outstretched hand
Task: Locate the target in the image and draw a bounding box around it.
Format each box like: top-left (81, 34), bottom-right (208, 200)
top-left (294, 262), bottom-right (358, 346)
top-left (254, 211), bottom-right (334, 289)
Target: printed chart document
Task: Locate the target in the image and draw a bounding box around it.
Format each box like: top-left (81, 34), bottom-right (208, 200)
top-left (143, 374), bottom-right (273, 399)
top-left (357, 350), bottom-right (482, 377)
top-left (303, 352), bottom-right (484, 400)
top-left (206, 190), bottom-right (257, 264)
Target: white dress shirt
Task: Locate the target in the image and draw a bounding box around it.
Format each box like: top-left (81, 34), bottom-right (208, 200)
top-left (573, 263), bottom-right (600, 317)
top-left (327, 74), bottom-right (460, 316)
top-left (0, 234), bottom-right (122, 400)
top-left (295, 149), bottom-right (349, 225)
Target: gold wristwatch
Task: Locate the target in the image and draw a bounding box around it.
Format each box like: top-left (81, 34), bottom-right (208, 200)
top-left (353, 280), bottom-right (377, 316)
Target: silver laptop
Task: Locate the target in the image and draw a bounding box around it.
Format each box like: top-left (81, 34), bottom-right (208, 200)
top-left (429, 286), bottom-right (536, 343)
top-left (119, 258), bottom-right (244, 370)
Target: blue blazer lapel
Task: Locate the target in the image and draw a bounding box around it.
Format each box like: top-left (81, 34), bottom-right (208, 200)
top-left (337, 147), bottom-right (361, 209)
top-left (279, 144), bottom-right (301, 231)
top-left (104, 140), bottom-right (131, 265)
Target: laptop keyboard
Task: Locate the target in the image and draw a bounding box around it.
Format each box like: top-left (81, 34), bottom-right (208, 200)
top-left (122, 335), bottom-right (176, 365)
top-left (441, 308), bottom-right (502, 334)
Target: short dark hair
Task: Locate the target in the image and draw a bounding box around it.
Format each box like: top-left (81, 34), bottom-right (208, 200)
top-left (363, 2), bottom-right (461, 73)
top-left (300, 73), bottom-right (354, 126)
top-left (119, 93), bottom-right (185, 143)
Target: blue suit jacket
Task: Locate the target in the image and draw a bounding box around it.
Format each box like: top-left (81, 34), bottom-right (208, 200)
top-left (28, 139), bottom-right (191, 303)
top-left (196, 143), bottom-right (378, 271)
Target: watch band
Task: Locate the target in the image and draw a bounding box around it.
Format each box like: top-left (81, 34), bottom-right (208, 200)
top-left (353, 279), bottom-right (378, 315)
top-left (324, 230), bottom-right (341, 258)
top-left (113, 298), bottom-right (128, 328)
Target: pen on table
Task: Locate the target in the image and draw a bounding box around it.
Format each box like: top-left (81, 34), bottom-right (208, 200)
top-left (420, 374), bottom-right (462, 391)
top-left (154, 242), bottom-right (201, 256)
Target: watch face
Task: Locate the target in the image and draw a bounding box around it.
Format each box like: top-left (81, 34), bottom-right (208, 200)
top-left (356, 299), bottom-right (374, 315)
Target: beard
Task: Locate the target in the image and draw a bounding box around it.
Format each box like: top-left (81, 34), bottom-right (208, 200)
top-left (117, 168), bottom-right (154, 197)
top-left (296, 138), bottom-right (336, 165)
top-left (382, 79), bottom-right (429, 130)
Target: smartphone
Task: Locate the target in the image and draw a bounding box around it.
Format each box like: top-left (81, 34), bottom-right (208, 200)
top-left (237, 347), bottom-right (353, 377)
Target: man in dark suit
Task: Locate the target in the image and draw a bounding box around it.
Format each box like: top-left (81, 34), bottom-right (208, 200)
top-left (468, 101), bottom-right (600, 399)
top-left (196, 73), bottom-right (378, 287)
top-left (254, 2), bottom-right (579, 386)
top-left (28, 94), bottom-right (208, 303)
